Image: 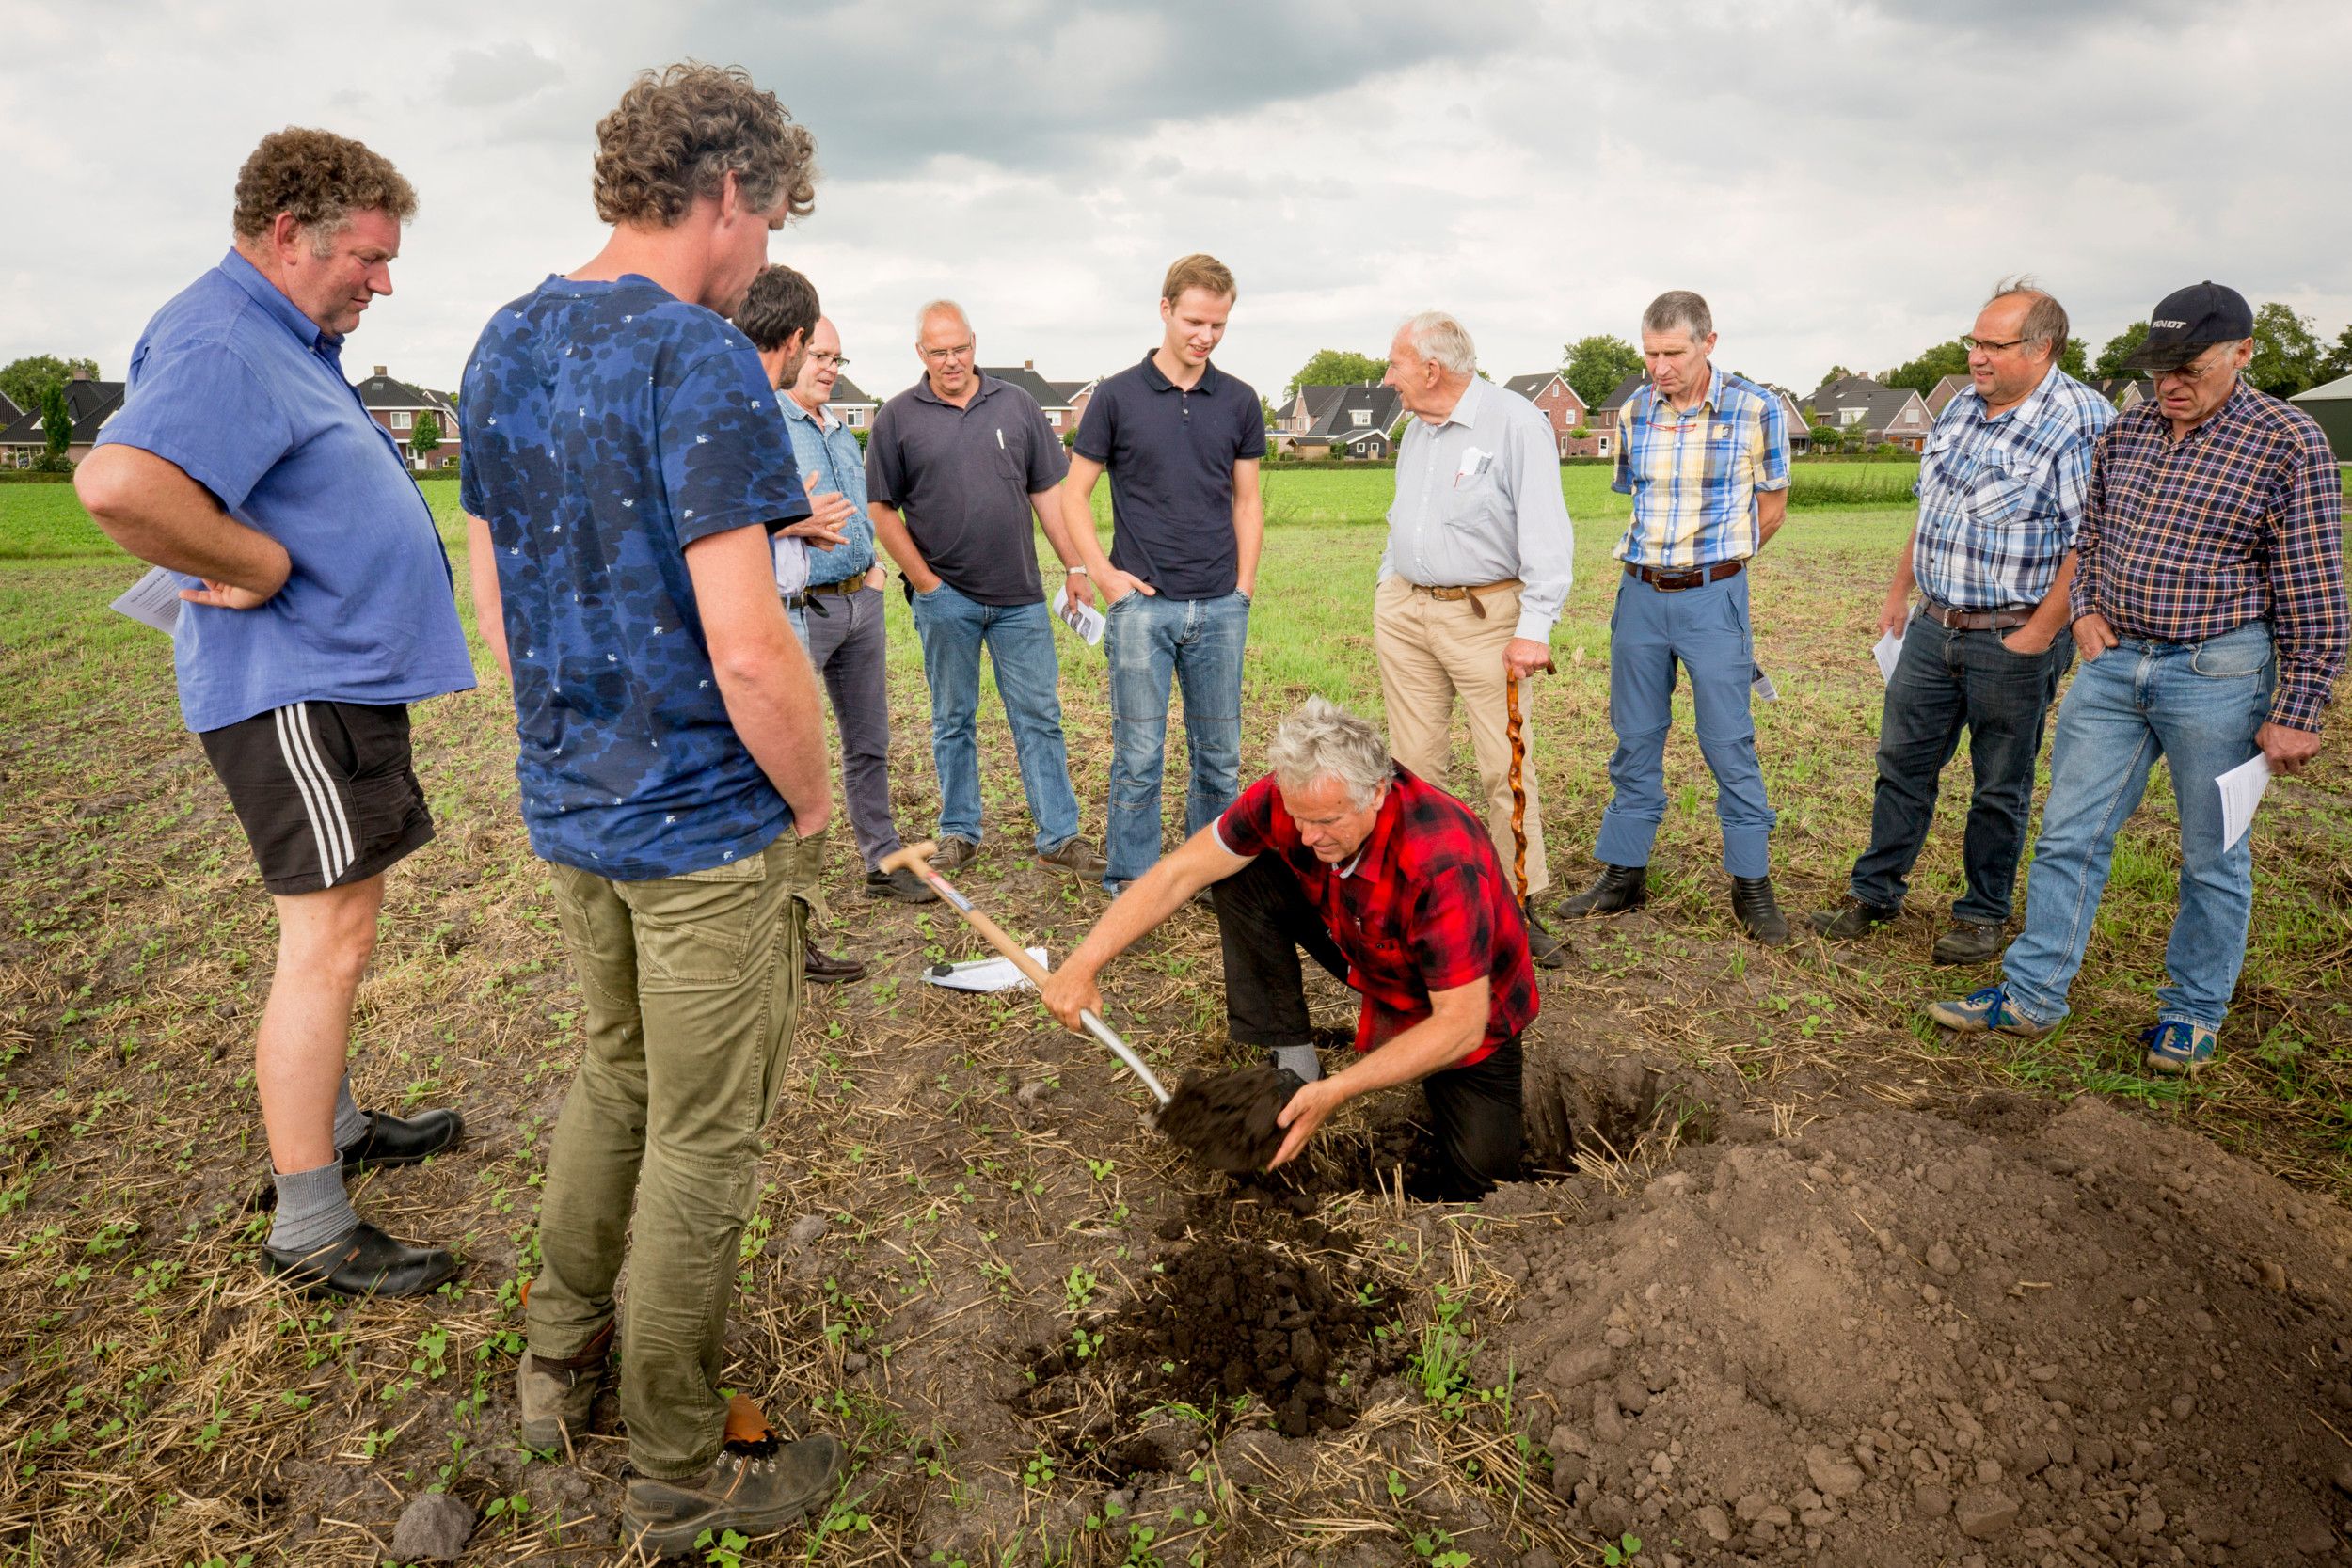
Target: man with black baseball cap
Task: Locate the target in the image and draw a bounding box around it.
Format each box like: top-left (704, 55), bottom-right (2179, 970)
top-left (1928, 280), bottom-right (2346, 1078)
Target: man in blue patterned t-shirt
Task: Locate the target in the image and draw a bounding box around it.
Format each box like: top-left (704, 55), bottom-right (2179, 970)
top-left (459, 62), bottom-right (843, 1556)
top-left (1815, 280), bottom-right (2112, 966)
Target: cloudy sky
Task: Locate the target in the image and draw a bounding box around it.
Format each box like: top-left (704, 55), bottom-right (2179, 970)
top-left (5, 0), bottom-right (2348, 404)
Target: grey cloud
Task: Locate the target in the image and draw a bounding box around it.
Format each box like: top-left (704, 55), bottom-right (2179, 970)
top-left (442, 41), bottom-right (564, 109)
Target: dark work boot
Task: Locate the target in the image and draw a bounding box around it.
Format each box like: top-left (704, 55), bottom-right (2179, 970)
top-left (1809, 896), bottom-right (1899, 942)
top-left (1522, 900), bottom-right (1565, 970)
top-left (1731, 876), bottom-right (1790, 946)
top-left (1931, 919), bottom-right (2007, 966)
top-left (1555, 863), bottom-right (1646, 920)
top-left (340, 1107), bottom-right (464, 1174)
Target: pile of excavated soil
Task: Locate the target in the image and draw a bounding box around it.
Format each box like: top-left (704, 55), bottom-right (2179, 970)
top-left (1484, 1091), bottom-right (2352, 1564)
top-left (1158, 1065), bottom-right (1292, 1173)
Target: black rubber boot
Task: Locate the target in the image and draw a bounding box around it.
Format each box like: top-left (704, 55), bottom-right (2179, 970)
top-left (1555, 863), bottom-right (1647, 920)
top-left (1523, 900), bottom-right (1566, 969)
top-left (1731, 875), bottom-right (1790, 946)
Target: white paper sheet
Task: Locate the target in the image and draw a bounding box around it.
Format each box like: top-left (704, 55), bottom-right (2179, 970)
top-left (1751, 666), bottom-right (1779, 703)
top-left (2217, 754), bottom-right (2273, 852)
top-left (1872, 630), bottom-right (1904, 684)
top-left (922, 947), bottom-right (1049, 993)
top-left (110, 567), bottom-right (184, 634)
top-left (1052, 587), bottom-right (1106, 646)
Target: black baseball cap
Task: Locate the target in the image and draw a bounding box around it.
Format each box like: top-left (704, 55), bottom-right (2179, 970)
top-left (2124, 281), bottom-right (2254, 372)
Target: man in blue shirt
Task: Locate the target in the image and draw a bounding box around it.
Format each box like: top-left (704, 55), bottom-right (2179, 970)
top-left (460, 62), bottom-right (842, 1554)
top-left (1064, 253), bottom-right (1267, 893)
top-left (1814, 281), bottom-right (2112, 964)
top-left (1556, 291), bottom-right (1794, 943)
top-left (77, 129), bottom-right (474, 1301)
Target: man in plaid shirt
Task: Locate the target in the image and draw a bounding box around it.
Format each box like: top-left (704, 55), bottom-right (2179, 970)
top-left (1558, 291), bottom-right (1794, 942)
top-left (1931, 282), bottom-right (2347, 1076)
top-left (1042, 697), bottom-right (1537, 1198)
top-left (1816, 280), bottom-right (2113, 964)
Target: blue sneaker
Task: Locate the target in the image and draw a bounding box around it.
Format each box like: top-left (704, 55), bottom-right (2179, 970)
top-left (1926, 984), bottom-right (2056, 1040)
top-left (2141, 1020), bottom-right (2217, 1077)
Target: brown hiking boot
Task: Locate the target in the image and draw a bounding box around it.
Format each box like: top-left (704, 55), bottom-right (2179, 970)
top-left (1036, 835), bottom-right (1108, 878)
top-left (928, 835), bottom-right (977, 873)
top-left (516, 1318), bottom-right (612, 1455)
top-left (620, 1397), bottom-right (844, 1558)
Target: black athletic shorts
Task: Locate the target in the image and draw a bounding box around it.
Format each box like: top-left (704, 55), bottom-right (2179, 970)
top-left (198, 701), bottom-right (435, 895)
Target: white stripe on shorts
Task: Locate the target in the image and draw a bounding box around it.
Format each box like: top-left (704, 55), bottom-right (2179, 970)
top-left (273, 704), bottom-right (351, 884)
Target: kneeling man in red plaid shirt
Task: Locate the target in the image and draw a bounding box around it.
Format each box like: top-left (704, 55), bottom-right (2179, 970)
top-left (1043, 696), bottom-right (1538, 1197)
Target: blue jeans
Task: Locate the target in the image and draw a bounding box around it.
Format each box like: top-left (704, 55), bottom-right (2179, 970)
top-left (1594, 569), bottom-right (1776, 878)
top-left (1849, 610), bottom-right (2073, 924)
top-left (2001, 622), bottom-right (2275, 1032)
top-left (908, 580), bottom-right (1082, 854)
top-left (1104, 590), bottom-right (1250, 887)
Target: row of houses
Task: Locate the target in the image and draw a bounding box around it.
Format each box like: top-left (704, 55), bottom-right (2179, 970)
top-left (0, 366), bottom-right (465, 471)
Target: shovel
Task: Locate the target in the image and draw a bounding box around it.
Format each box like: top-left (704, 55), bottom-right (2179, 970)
top-left (877, 840), bottom-right (1171, 1106)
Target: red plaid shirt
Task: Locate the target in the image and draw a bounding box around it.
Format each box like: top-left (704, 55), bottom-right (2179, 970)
top-left (2072, 385), bottom-right (2347, 732)
top-left (1214, 764), bottom-right (1537, 1065)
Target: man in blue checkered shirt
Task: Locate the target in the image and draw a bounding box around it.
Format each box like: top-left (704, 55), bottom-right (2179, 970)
top-left (1813, 279), bottom-right (2112, 964)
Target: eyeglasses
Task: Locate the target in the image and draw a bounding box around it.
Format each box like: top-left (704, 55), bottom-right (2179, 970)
top-left (1959, 335), bottom-right (2027, 354)
top-left (2151, 354), bottom-right (2230, 386)
top-left (808, 351), bottom-right (850, 370)
top-left (920, 342), bottom-right (975, 363)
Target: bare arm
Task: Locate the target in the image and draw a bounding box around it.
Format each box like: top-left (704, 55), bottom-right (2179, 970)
top-left (464, 511), bottom-right (511, 682)
top-left (1039, 825), bottom-right (1248, 1028)
top-left (1880, 524), bottom-right (1919, 636)
top-left (869, 500), bottom-right (939, 594)
top-left (1059, 455), bottom-right (1151, 599)
top-left (1030, 488), bottom-right (1095, 610)
top-left (1231, 457), bottom-right (1263, 597)
top-left (1270, 980), bottom-right (1489, 1167)
top-left (75, 444), bottom-right (290, 606)
top-left (2002, 549), bottom-right (2078, 655)
top-left (1756, 485), bottom-right (1788, 548)
top-left (683, 525), bottom-right (834, 837)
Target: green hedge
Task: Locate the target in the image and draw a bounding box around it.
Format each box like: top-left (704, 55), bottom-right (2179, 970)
top-left (0, 469), bottom-right (76, 483)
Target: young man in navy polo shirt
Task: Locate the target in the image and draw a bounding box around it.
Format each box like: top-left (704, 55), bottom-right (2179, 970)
top-left (1042, 699), bottom-right (1535, 1199)
top-left (78, 130), bottom-right (474, 1300)
top-left (1063, 254), bottom-right (1267, 893)
top-left (461, 63), bottom-right (842, 1554)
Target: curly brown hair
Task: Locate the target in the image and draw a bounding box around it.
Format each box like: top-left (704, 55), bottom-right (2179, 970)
top-left (593, 62), bottom-right (818, 229)
top-left (232, 128), bottom-right (417, 247)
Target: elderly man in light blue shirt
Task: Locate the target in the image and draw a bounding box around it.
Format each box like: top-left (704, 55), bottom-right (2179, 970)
top-left (777, 316), bottom-right (932, 904)
top-left (1374, 310), bottom-right (1575, 967)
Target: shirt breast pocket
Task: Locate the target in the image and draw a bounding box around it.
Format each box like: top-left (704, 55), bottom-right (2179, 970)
top-left (1968, 460), bottom-right (2039, 529)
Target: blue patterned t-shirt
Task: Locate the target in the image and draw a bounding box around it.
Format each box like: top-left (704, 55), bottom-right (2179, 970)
top-left (460, 274), bottom-right (810, 879)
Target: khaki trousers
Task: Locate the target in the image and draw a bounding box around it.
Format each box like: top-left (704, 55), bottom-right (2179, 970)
top-left (529, 831), bottom-right (820, 1480)
top-left (1373, 575), bottom-right (1550, 899)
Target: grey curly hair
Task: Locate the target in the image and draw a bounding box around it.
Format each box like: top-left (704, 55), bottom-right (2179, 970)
top-left (1265, 696), bottom-right (1393, 809)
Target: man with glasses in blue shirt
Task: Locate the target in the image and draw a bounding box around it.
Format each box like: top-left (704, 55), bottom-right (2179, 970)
top-left (1815, 279), bottom-right (2111, 964)
top-left (77, 129), bottom-right (475, 1298)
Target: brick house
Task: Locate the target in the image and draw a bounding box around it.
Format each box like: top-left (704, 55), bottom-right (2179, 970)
top-left (1925, 373), bottom-right (1973, 418)
top-left (827, 374), bottom-right (878, 431)
top-left (0, 370), bottom-right (125, 468)
top-left (1586, 371), bottom-right (1649, 461)
top-left (355, 368), bottom-right (461, 471)
top-left (1805, 373), bottom-right (1932, 451)
top-left (1503, 372), bottom-right (1597, 457)
top-left (1273, 383), bottom-right (1403, 460)
top-left (979, 362), bottom-right (1088, 436)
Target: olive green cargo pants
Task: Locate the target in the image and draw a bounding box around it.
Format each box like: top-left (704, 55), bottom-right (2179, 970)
top-left (525, 831), bottom-right (820, 1480)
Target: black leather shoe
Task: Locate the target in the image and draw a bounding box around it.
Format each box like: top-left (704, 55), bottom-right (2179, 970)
top-left (262, 1221), bottom-right (459, 1299)
top-left (341, 1107), bottom-right (464, 1175)
top-left (1523, 900), bottom-right (1565, 970)
top-left (804, 946), bottom-right (867, 984)
top-left (1931, 919), bottom-right (2007, 966)
top-left (1556, 863), bottom-right (1646, 919)
top-left (1731, 875), bottom-right (1790, 945)
top-left (1809, 896), bottom-right (1899, 941)
top-left (866, 867), bottom-right (939, 903)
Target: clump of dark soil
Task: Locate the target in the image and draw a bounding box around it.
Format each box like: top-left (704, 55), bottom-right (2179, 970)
top-left (1156, 1065), bottom-right (1291, 1172)
top-left (1117, 1236), bottom-right (1398, 1437)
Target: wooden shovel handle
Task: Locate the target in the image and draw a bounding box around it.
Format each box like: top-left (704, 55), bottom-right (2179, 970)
top-left (878, 840), bottom-right (1055, 990)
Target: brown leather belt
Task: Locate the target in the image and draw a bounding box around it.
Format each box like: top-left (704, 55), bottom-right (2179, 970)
top-left (1918, 597), bottom-right (2032, 632)
top-left (1407, 578), bottom-right (1520, 619)
top-left (1625, 560), bottom-right (1743, 592)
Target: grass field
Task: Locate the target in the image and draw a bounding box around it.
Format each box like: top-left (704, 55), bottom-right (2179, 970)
top-left (2, 469), bottom-right (2349, 1563)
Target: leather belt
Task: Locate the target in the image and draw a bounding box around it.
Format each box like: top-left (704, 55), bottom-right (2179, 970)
top-left (1918, 597), bottom-right (2032, 632)
top-left (1625, 560), bottom-right (1743, 592)
top-left (1406, 578), bottom-right (1520, 619)
top-left (788, 578), bottom-right (866, 613)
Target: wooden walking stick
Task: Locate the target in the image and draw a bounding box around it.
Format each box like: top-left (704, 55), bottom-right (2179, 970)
top-left (1505, 657), bottom-right (1554, 905)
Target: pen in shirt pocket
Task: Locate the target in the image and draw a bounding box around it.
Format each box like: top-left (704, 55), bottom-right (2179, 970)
top-left (996, 428), bottom-right (1006, 449)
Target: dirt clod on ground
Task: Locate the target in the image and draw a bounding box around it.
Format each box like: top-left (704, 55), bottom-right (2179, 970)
top-left (1157, 1065), bottom-right (1292, 1173)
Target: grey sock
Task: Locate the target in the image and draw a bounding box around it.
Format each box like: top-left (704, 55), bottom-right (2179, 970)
top-left (269, 1159), bottom-right (359, 1255)
top-left (1272, 1044), bottom-right (1324, 1083)
top-left (332, 1075), bottom-right (370, 1151)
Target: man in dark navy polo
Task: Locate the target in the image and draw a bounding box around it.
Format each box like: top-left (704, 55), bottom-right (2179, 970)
top-left (77, 129), bottom-right (475, 1298)
top-left (1063, 253), bottom-right (1267, 894)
